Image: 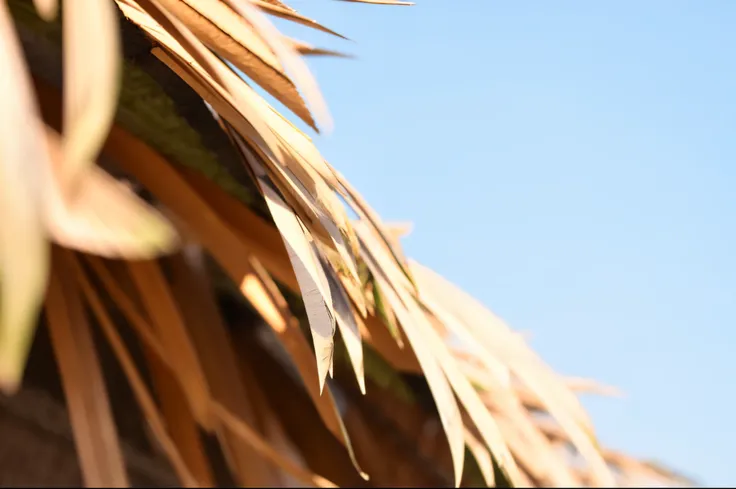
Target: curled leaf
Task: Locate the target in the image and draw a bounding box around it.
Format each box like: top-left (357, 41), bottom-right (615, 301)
top-left (44, 127), bottom-right (180, 259)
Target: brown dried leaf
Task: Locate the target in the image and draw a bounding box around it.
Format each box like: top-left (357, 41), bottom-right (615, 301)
top-left (254, 0), bottom-right (348, 40)
top-left (126, 259), bottom-right (212, 428)
top-left (147, 0), bottom-right (321, 130)
top-left (71, 254), bottom-right (199, 487)
top-left (165, 247), bottom-right (283, 486)
top-left (143, 346), bottom-right (215, 486)
top-left (45, 247), bottom-right (129, 487)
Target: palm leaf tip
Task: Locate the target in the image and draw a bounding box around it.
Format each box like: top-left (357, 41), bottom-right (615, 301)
top-left (32, 0), bottom-right (58, 21)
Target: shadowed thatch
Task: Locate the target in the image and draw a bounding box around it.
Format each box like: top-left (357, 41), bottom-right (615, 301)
top-left (0, 0), bottom-right (694, 487)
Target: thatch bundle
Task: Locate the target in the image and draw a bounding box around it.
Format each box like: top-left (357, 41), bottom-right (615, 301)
top-left (0, 0), bottom-right (693, 487)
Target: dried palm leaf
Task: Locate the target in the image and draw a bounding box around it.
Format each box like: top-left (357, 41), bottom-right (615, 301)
top-left (0, 1), bottom-right (691, 488)
top-left (61, 0), bottom-right (121, 189)
top-left (254, 1), bottom-right (347, 39)
top-left (143, 346), bottom-right (215, 486)
top-left (0, 0), bottom-right (51, 393)
top-left (126, 259), bottom-right (212, 428)
top-left (164, 246), bottom-right (283, 486)
top-left (45, 247), bottom-right (129, 487)
top-left (32, 0), bottom-right (57, 20)
top-left (286, 38), bottom-right (354, 59)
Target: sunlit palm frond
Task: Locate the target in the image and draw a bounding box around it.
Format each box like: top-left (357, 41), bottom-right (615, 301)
top-left (0, 0), bottom-right (692, 487)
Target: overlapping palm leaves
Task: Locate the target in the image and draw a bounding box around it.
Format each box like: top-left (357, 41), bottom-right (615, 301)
top-left (0, 0), bottom-right (691, 487)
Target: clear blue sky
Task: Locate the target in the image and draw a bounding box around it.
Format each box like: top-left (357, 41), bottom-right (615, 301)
top-left (275, 1), bottom-right (736, 485)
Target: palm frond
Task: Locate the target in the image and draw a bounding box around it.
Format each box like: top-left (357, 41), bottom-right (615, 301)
top-left (0, 1), bottom-right (693, 487)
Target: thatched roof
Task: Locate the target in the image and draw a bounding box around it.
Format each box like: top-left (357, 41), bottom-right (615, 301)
top-left (0, 0), bottom-right (693, 487)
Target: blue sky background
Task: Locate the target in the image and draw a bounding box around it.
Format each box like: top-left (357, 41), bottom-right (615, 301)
top-left (273, 1), bottom-right (735, 485)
